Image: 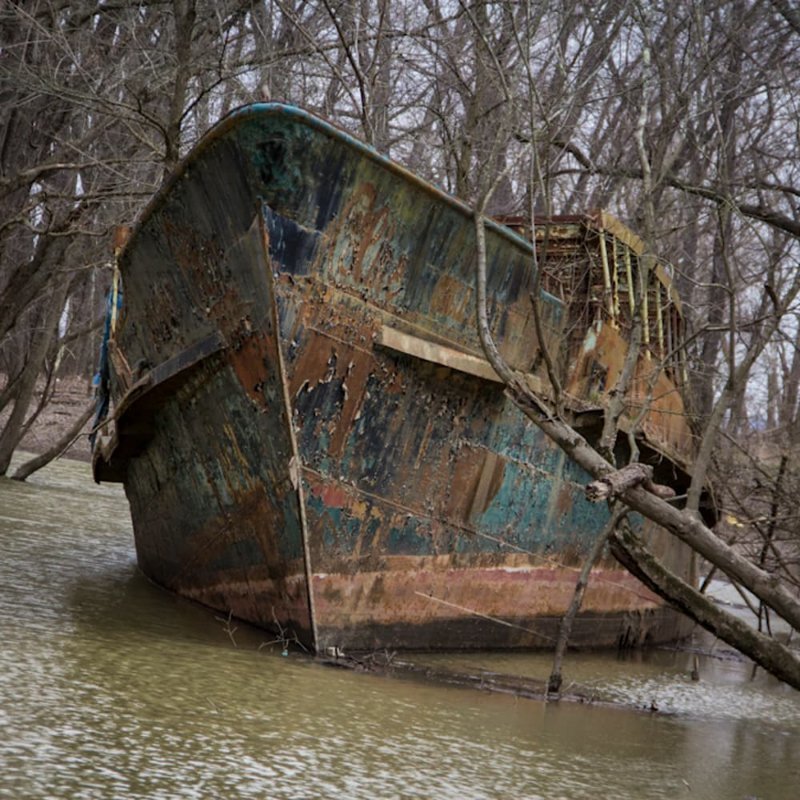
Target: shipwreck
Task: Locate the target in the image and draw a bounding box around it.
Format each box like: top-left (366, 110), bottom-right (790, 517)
top-left (93, 103), bottom-right (698, 652)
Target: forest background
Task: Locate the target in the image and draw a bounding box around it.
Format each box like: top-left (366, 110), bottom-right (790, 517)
top-left (1, 0), bottom-right (799, 682)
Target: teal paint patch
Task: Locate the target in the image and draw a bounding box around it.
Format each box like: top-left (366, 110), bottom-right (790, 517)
top-left (582, 321), bottom-right (600, 353)
top-left (547, 488), bottom-right (608, 553)
top-left (479, 408), bottom-right (562, 472)
top-left (474, 460), bottom-right (556, 552)
top-left (560, 453), bottom-right (596, 486)
top-left (385, 515), bottom-right (431, 556)
top-left (314, 498), bottom-right (347, 552)
top-left (307, 491), bottom-right (390, 559)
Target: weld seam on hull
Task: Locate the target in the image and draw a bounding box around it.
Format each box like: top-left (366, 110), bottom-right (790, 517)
top-left (261, 209), bottom-right (320, 651)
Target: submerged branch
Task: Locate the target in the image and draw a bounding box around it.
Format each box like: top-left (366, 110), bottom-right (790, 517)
top-left (548, 507), bottom-right (624, 697)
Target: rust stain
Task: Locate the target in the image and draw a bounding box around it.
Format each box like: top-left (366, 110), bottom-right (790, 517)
top-left (183, 573), bottom-right (310, 633)
top-left (446, 444), bottom-right (485, 523)
top-left (163, 217), bottom-right (227, 307)
top-left (329, 182), bottom-right (401, 287)
top-left (288, 327), bottom-right (374, 458)
top-left (554, 482), bottom-right (574, 516)
top-left (311, 560), bottom-right (660, 627)
top-left (430, 273), bottom-right (470, 319)
top-left (568, 320), bottom-right (693, 462)
top-left (312, 482), bottom-right (348, 510)
top-left (228, 330), bottom-right (273, 410)
top-left (329, 354), bottom-right (373, 457)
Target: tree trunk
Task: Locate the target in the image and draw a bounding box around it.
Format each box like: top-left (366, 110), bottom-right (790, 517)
top-left (0, 280), bottom-right (69, 475)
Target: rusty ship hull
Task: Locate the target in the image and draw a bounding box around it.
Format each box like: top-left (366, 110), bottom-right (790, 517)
top-left (94, 104), bottom-right (695, 652)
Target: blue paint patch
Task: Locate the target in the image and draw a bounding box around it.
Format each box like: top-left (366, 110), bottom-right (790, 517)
top-left (262, 203), bottom-right (321, 277)
top-left (385, 514), bottom-right (431, 555)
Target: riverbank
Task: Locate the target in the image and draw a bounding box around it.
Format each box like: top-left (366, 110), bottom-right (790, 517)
top-left (2, 374), bottom-right (93, 465)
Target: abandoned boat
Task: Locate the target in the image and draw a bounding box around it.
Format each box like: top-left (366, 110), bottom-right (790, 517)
top-left (93, 103), bottom-right (698, 652)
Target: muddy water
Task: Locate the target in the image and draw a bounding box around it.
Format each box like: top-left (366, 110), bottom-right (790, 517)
top-left (1, 456), bottom-right (798, 800)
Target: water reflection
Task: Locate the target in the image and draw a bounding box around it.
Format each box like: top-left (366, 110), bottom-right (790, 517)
top-left (1, 456), bottom-right (798, 799)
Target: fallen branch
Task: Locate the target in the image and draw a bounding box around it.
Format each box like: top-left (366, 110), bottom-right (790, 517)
top-left (504, 375), bottom-right (800, 633)
top-left (585, 462), bottom-right (676, 502)
top-left (472, 210), bottom-right (800, 688)
top-left (12, 400), bottom-right (94, 481)
top-left (609, 520), bottom-right (800, 691)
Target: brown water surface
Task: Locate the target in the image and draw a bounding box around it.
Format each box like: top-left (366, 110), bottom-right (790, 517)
top-left (1, 456), bottom-right (798, 799)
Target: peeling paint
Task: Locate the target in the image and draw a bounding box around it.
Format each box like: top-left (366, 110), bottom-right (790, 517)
top-left (93, 104), bottom-right (696, 653)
